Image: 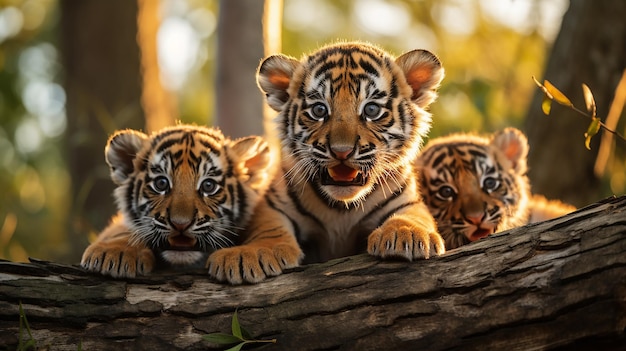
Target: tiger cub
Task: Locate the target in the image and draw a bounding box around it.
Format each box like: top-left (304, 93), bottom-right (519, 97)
top-left (206, 41), bottom-right (447, 284)
top-left (415, 127), bottom-right (575, 249)
top-left (81, 125), bottom-right (279, 279)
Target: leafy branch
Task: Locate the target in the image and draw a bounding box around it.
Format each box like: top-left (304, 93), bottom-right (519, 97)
top-left (203, 310), bottom-right (277, 351)
top-left (532, 76), bottom-right (626, 150)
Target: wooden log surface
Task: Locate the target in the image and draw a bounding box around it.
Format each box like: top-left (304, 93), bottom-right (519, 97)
top-left (1, 196), bottom-right (625, 350)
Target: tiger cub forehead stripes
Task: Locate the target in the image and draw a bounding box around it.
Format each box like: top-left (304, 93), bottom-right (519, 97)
top-left (81, 124), bottom-right (273, 279)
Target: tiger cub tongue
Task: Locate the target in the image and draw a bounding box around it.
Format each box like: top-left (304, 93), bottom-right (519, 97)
top-left (328, 164), bottom-right (359, 182)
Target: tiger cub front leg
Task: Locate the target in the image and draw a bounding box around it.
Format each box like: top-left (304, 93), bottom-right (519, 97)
top-left (367, 202), bottom-right (445, 260)
top-left (81, 215), bottom-right (156, 278)
top-left (207, 204), bottom-right (303, 284)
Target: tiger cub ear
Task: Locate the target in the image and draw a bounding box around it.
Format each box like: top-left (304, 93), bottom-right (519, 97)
top-left (105, 129), bottom-right (148, 185)
top-left (257, 54), bottom-right (300, 112)
top-left (395, 49), bottom-right (445, 108)
top-left (491, 127), bottom-right (529, 174)
top-left (227, 136), bottom-right (273, 189)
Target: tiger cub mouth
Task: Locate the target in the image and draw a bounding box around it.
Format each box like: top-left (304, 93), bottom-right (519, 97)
top-left (165, 235), bottom-right (198, 251)
top-left (468, 227), bottom-right (495, 241)
top-left (321, 164), bottom-right (367, 186)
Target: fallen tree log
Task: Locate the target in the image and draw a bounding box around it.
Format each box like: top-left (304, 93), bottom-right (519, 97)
top-left (1, 196), bottom-right (625, 351)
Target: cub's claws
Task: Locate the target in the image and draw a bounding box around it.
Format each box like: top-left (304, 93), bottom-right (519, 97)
top-left (207, 244), bottom-right (302, 285)
top-left (81, 244), bottom-right (155, 278)
top-left (367, 219), bottom-right (445, 260)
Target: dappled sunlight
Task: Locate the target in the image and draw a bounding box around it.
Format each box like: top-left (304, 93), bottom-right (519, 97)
top-left (0, 6), bottom-right (23, 43)
top-left (283, 0), bottom-right (341, 38)
top-left (432, 1), bottom-right (476, 36)
top-left (480, 0), bottom-right (568, 40)
top-left (158, 17), bottom-right (203, 90)
top-left (353, 0), bottom-right (411, 37)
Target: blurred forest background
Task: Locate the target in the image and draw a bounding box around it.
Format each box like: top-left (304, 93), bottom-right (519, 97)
top-left (0, 0), bottom-right (624, 264)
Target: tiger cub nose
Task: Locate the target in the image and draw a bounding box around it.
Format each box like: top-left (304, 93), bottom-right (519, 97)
top-left (331, 145), bottom-right (354, 160)
top-left (170, 217), bottom-right (192, 232)
top-left (464, 212), bottom-right (485, 225)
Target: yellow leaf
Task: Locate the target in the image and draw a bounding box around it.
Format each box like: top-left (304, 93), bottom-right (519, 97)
top-left (532, 76), bottom-right (553, 99)
top-left (584, 117), bottom-right (601, 150)
top-left (581, 83), bottom-right (597, 118)
top-left (541, 94), bottom-right (552, 115)
top-left (544, 80), bottom-right (573, 107)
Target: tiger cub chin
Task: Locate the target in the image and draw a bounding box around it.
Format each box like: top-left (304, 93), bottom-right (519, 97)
top-left (205, 41), bottom-right (447, 284)
top-left (415, 127), bottom-right (576, 249)
top-left (81, 125), bottom-right (275, 280)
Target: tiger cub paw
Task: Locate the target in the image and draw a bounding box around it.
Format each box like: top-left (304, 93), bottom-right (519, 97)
top-left (81, 243), bottom-right (155, 278)
top-left (207, 244), bottom-right (302, 284)
top-left (367, 217), bottom-right (445, 260)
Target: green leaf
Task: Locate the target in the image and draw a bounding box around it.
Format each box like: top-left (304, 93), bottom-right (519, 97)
top-left (541, 94), bottom-right (552, 115)
top-left (240, 325), bottom-right (253, 340)
top-left (582, 83), bottom-right (597, 118)
top-left (202, 333), bottom-right (243, 345)
top-left (544, 79), bottom-right (573, 107)
top-left (584, 117), bottom-right (601, 150)
top-left (231, 309), bottom-right (243, 339)
top-left (225, 342), bottom-right (246, 351)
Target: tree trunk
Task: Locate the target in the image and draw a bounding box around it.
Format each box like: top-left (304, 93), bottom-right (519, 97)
top-left (524, 0), bottom-right (626, 207)
top-left (1, 196), bottom-right (625, 350)
top-left (137, 0), bottom-right (177, 133)
top-left (215, 0), bottom-right (265, 138)
top-left (61, 0), bottom-right (145, 261)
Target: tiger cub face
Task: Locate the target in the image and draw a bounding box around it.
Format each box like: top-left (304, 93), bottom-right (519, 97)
top-left (257, 42), bottom-right (444, 207)
top-left (415, 128), bottom-right (531, 249)
top-left (107, 125), bottom-right (272, 265)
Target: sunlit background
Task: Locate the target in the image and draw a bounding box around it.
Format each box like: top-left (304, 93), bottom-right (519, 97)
top-left (1, 0), bottom-right (604, 264)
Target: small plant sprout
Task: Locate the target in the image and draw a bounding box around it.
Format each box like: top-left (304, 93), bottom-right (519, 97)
top-left (18, 302), bottom-right (36, 351)
top-left (532, 76), bottom-right (626, 150)
top-left (203, 309), bottom-right (277, 350)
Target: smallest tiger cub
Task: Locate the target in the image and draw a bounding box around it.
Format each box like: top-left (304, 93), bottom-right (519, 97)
top-left (415, 127), bottom-right (575, 250)
top-left (81, 125), bottom-right (273, 278)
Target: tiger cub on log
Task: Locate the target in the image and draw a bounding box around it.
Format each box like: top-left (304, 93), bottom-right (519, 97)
top-left (206, 41), bottom-right (448, 283)
top-left (80, 124), bottom-right (292, 280)
top-left (415, 127), bottom-right (576, 249)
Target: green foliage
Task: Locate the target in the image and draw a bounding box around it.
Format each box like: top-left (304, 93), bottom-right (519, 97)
top-left (18, 302), bottom-right (36, 351)
top-left (203, 310), bottom-right (277, 350)
top-left (18, 301), bottom-right (82, 350)
top-left (533, 76), bottom-right (626, 150)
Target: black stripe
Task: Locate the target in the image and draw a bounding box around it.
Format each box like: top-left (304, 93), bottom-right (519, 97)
top-left (359, 58), bottom-right (380, 77)
top-left (361, 187), bottom-right (405, 220)
top-left (284, 181), bottom-right (326, 230)
top-left (235, 180), bottom-right (246, 223)
top-left (376, 201), bottom-right (421, 228)
top-left (265, 190), bottom-right (301, 241)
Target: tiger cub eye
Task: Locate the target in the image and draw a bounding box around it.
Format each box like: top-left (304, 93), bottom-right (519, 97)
top-left (363, 102), bottom-right (382, 120)
top-left (200, 179), bottom-right (220, 196)
top-left (310, 103), bottom-right (328, 120)
top-left (152, 176), bottom-right (170, 194)
top-left (437, 185), bottom-right (455, 199)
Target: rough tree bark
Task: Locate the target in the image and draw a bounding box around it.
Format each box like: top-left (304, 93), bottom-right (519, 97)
top-left (1, 196), bottom-right (625, 351)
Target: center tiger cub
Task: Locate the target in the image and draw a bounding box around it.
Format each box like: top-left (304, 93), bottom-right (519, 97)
top-left (208, 42), bottom-right (446, 281)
